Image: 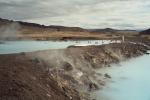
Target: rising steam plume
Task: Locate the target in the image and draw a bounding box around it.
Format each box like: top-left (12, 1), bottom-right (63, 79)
top-left (0, 22), bottom-right (21, 39)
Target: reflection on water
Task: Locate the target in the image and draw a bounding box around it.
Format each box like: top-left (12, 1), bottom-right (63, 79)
top-left (93, 52), bottom-right (150, 100)
top-left (0, 40), bottom-right (119, 54)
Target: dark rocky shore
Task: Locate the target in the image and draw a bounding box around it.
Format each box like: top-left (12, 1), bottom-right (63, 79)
top-left (0, 42), bottom-right (149, 100)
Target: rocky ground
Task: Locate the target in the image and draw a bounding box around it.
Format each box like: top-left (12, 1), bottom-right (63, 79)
top-left (0, 42), bottom-right (149, 100)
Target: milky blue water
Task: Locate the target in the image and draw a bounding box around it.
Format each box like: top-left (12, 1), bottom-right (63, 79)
top-left (93, 51), bottom-right (150, 100)
top-left (0, 40), bottom-right (118, 54)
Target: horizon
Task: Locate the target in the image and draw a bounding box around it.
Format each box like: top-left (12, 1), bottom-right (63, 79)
top-left (0, 17), bottom-right (147, 31)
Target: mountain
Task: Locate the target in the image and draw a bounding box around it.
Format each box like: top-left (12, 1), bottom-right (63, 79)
top-left (140, 28), bottom-right (150, 35)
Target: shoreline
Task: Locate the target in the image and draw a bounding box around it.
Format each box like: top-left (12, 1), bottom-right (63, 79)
top-left (91, 50), bottom-right (150, 100)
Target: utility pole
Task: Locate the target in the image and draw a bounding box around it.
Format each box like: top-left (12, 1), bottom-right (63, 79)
top-left (122, 35), bottom-right (125, 43)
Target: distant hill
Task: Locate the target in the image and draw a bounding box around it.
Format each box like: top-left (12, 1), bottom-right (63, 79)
top-left (88, 28), bottom-right (138, 35)
top-left (0, 18), bottom-right (87, 32)
top-left (0, 18), bottom-right (139, 34)
top-left (89, 28), bottom-right (116, 33)
top-left (0, 18), bottom-right (140, 40)
top-left (140, 28), bottom-right (150, 35)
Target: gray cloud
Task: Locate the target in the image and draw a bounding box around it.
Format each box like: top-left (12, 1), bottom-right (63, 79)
top-left (0, 0), bottom-right (150, 29)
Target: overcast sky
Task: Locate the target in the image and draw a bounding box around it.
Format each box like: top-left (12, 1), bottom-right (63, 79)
top-left (0, 0), bottom-right (150, 29)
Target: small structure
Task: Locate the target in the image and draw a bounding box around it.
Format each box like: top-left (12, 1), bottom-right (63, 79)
top-left (122, 35), bottom-right (125, 43)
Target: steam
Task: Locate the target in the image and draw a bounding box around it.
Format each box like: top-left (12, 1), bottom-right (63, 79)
top-left (33, 49), bottom-right (94, 75)
top-left (104, 46), bottom-right (124, 61)
top-left (30, 46), bottom-right (125, 86)
top-left (0, 22), bottom-right (21, 39)
top-left (26, 43), bottom-right (143, 99)
top-left (28, 48), bottom-right (96, 92)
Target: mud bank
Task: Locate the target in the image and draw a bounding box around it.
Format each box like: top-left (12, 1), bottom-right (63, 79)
top-left (0, 43), bottom-right (149, 100)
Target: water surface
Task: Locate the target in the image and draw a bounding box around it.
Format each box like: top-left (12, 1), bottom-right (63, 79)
top-left (93, 52), bottom-right (150, 100)
top-left (0, 40), bottom-right (118, 54)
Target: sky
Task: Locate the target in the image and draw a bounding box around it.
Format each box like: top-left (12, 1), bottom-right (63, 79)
top-left (0, 0), bottom-right (150, 29)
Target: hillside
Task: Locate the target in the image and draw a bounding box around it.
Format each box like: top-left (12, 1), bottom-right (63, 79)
top-left (0, 18), bottom-right (86, 32)
top-left (0, 18), bottom-right (139, 40)
top-left (0, 18), bottom-right (115, 40)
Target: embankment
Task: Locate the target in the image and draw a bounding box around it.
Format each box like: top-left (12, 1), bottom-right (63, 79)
top-left (0, 43), bottom-right (149, 100)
